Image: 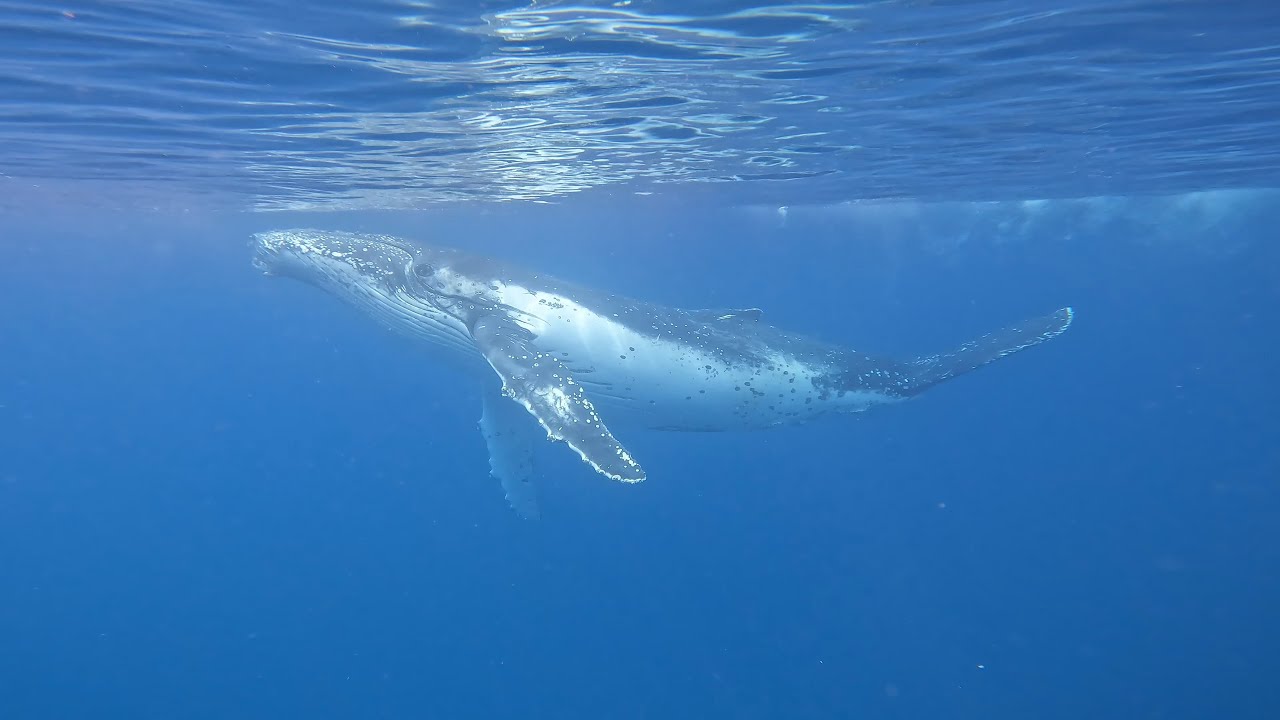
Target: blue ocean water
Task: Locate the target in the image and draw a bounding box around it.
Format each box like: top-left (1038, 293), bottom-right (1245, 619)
top-left (1, 2), bottom-right (1278, 719)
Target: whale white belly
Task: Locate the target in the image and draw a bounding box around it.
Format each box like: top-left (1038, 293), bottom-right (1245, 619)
top-left (497, 285), bottom-right (888, 430)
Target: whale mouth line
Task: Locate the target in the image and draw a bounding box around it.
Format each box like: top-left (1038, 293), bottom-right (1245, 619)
top-left (250, 231), bottom-right (290, 273)
top-left (249, 248), bottom-right (274, 275)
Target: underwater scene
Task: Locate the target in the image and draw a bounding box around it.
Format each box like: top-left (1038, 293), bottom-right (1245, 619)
top-left (1, 2), bottom-right (1277, 718)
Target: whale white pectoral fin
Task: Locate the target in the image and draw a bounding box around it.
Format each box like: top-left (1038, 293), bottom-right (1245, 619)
top-left (470, 314), bottom-right (647, 484)
top-left (479, 384), bottom-right (541, 519)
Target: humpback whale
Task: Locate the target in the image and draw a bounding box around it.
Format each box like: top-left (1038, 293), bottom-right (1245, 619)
top-left (253, 229), bottom-right (1072, 517)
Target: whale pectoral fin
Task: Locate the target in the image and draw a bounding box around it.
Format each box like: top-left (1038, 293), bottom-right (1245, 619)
top-left (470, 314), bottom-right (646, 484)
top-left (480, 383), bottom-right (541, 519)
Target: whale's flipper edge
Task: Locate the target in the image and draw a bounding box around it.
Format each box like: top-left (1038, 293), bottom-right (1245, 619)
top-left (479, 383), bottom-right (541, 519)
top-left (470, 313), bottom-right (647, 484)
top-left (903, 307), bottom-right (1074, 396)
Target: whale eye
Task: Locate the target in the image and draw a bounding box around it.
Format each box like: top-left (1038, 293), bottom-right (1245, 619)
top-left (412, 263), bottom-right (433, 278)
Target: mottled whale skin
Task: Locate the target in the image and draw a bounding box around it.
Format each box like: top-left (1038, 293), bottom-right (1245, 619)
top-left (253, 229), bottom-right (1072, 516)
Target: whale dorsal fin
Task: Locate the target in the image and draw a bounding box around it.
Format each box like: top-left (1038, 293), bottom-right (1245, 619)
top-left (469, 312), bottom-right (646, 484)
top-left (689, 307), bottom-right (763, 323)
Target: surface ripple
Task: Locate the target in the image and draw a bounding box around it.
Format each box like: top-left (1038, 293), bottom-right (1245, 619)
top-left (1, 0), bottom-right (1277, 210)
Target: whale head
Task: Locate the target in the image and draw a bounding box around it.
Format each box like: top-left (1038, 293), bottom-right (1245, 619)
top-left (252, 229), bottom-right (475, 356)
top-left (251, 229), bottom-right (417, 287)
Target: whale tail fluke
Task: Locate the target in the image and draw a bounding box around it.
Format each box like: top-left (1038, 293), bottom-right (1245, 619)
top-left (902, 307), bottom-right (1074, 396)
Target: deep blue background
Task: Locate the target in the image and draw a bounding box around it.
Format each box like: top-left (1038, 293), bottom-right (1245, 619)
top-left (1, 200), bottom-right (1276, 718)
